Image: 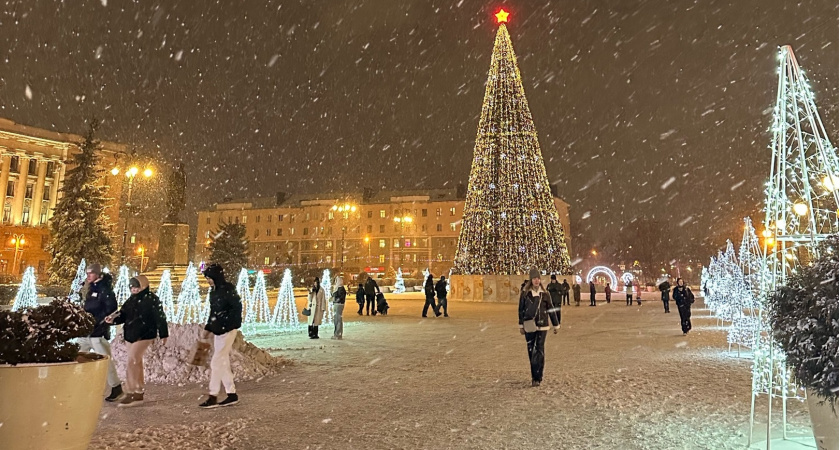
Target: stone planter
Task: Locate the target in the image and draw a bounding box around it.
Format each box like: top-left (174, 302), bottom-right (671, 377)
top-left (0, 353), bottom-right (109, 450)
top-left (806, 389), bottom-right (839, 450)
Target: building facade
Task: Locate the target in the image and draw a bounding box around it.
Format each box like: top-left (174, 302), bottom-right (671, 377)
top-left (196, 188), bottom-right (572, 280)
top-left (0, 118), bottom-right (127, 280)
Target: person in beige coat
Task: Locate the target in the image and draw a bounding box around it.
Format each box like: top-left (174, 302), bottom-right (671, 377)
top-left (307, 277), bottom-right (327, 339)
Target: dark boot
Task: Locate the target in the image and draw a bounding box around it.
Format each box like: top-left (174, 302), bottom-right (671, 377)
top-left (105, 384), bottom-right (124, 402)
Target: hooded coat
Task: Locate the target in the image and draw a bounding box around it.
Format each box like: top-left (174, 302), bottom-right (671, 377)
top-left (546, 279), bottom-right (562, 307)
top-left (203, 267), bottom-right (243, 336)
top-left (84, 272), bottom-right (117, 339)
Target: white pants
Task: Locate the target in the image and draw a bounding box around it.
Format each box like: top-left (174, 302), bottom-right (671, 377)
top-left (209, 331), bottom-right (237, 396)
top-left (77, 337), bottom-right (121, 389)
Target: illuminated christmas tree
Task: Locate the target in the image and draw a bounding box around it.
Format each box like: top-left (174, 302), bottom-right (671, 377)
top-left (175, 263), bottom-right (204, 324)
top-left (249, 271), bottom-right (271, 324)
top-left (156, 269), bottom-right (175, 320)
top-left (271, 268), bottom-right (299, 330)
top-left (454, 10), bottom-right (571, 275)
top-left (11, 267), bottom-right (38, 311)
top-left (236, 268), bottom-right (252, 321)
top-left (114, 265), bottom-right (131, 307)
top-left (321, 269), bottom-right (333, 325)
top-left (68, 259), bottom-right (86, 303)
top-left (393, 268), bottom-right (406, 293)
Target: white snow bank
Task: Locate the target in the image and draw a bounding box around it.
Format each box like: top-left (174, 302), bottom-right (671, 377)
top-left (110, 323), bottom-right (287, 385)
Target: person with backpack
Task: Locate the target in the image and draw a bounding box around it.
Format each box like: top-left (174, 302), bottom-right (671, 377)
top-left (672, 278), bottom-right (694, 335)
top-left (331, 277), bottom-right (347, 339)
top-left (435, 275), bottom-right (449, 317)
top-left (422, 274), bottom-right (441, 318)
top-left (78, 263), bottom-right (123, 401)
top-left (355, 283), bottom-right (366, 315)
top-left (363, 276), bottom-right (380, 316)
top-left (518, 269), bottom-right (560, 387)
top-left (560, 279), bottom-right (571, 306)
top-left (589, 280), bottom-right (597, 306)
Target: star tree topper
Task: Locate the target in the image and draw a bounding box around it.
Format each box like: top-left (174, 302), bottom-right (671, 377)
top-left (495, 9), bottom-right (510, 24)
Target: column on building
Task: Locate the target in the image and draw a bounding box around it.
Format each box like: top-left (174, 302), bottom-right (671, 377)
top-left (0, 154), bottom-right (10, 224)
top-left (31, 157), bottom-right (48, 226)
top-left (12, 155), bottom-right (30, 225)
top-left (47, 161), bottom-right (64, 222)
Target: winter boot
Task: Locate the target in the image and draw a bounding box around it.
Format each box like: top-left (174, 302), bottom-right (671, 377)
top-left (199, 395), bottom-right (219, 409)
top-left (105, 384), bottom-right (124, 402)
top-left (117, 392), bottom-right (144, 408)
top-left (219, 393), bottom-right (239, 407)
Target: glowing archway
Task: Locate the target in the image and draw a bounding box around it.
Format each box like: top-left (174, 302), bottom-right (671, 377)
top-left (586, 266), bottom-right (618, 287)
top-left (621, 272), bottom-right (634, 284)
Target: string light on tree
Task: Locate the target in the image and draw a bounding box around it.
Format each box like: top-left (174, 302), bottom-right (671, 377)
top-left (156, 269), bottom-right (175, 320)
top-left (114, 265), bottom-right (131, 307)
top-left (175, 262), bottom-right (204, 324)
top-left (68, 258), bottom-right (86, 303)
top-left (248, 271), bottom-right (271, 325)
top-left (453, 9), bottom-right (571, 276)
top-left (236, 268), bottom-right (252, 321)
top-left (11, 267), bottom-right (38, 311)
top-left (321, 269), bottom-right (333, 325)
top-left (271, 268), bottom-right (299, 330)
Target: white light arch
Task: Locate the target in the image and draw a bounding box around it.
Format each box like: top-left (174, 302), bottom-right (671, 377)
top-left (621, 272), bottom-right (634, 284)
top-left (586, 266), bottom-right (618, 287)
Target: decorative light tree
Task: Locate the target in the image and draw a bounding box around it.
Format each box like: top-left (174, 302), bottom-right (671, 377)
top-left (321, 269), bottom-right (333, 325)
top-left (175, 263), bottom-right (205, 324)
top-left (393, 267), bottom-right (406, 293)
top-left (156, 269), bottom-right (175, 321)
top-left (271, 268), bottom-right (299, 330)
top-left (248, 271), bottom-right (271, 325)
top-left (68, 258), bottom-right (87, 303)
top-left (453, 9), bottom-right (571, 276)
top-left (235, 268), bottom-right (252, 320)
top-left (114, 265), bottom-right (131, 307)
top-left (11, 267), bottom-right (38, 311)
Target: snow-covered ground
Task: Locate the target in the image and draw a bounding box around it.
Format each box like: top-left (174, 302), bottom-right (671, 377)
top-left (89, 293), bottom-right (813, 449)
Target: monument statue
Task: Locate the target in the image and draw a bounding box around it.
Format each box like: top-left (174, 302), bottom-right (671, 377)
top-left (165, 163), bottom-right (187, 224)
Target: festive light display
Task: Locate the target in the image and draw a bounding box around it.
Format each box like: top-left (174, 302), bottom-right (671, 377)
top-left (248, 270), bottom-right (271, 324)
top-left (68, 258), bottom-right (86, 303)
top-left (271, 268), bottom-right (299, 330)
top-left (156, 269), bottom-right (175, 320)
top-left (585, 266), bottom-right (617, 287)
top-left (393, 267), bottom-right (406, 293)
top-left (620, 272), bottom-right (634, 285)
top-left (235, 268), bottom-right (252, 320)
top-left (452, 13), bottom-right (571, 276)
top-left (114, 265), bottom-right (131, 306)
top-left (321, 269), bottom-right (333, 325)
top-left (11, 267), bottom-right (38, 311)
top-left (175, 263), bottom-right (205, 324)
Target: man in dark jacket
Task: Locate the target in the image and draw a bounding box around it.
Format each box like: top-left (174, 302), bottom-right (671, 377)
top-left (78, 263), bottom-right (123, 401)
top-left (589, 281), bottom-right (597, 306)
top-left (435, 276), bottom-right (449, 317)
top-left (658, 280), bottom-right (671, 313)
top-left (199, 264), bottom-right (242, 409)
top-left (363, 276), bottom-right (379, 316)
top-left (546, 275), bottom-right (562, 310)
top-left (560, 279), bottom-right (571, 306)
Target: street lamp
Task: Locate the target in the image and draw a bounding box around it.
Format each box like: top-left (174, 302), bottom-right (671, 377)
top-left (136, 245), bottom-right (149, 272)
top-left (10, 234), bottom-right (25, 276)
top-left (394, 215), bottom-right (413, 270)
top-left (331, 203), bottom-right (357, 273)
top-left (364, 236), bottom-right (371, 265)
top-left (112, 165), bottom-right (154, 265)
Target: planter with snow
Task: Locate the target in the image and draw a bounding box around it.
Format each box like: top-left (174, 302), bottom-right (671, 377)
top-left (0, 300), bottom-right (107, 450)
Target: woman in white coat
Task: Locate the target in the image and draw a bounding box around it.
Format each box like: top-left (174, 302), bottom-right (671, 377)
top-left (307, 277), bottom-right (327, 339)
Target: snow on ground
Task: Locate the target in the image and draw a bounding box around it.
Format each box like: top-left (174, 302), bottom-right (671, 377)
top-left (91, 293), bottom-right (813, 449)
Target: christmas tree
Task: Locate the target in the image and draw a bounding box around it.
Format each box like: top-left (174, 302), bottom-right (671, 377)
top-left (272, 268), bottom-right (299, 330)
top-left (208, 222), bottom-right (249, 272)
top-left (175, 262), bottom-right (204, 324)
top-left (156, 269), bottom-right (175, 320)
top-left (114, 265), bottom-right (131, 307)
top-left (321, 269), bottom-right (333, 325)
top-left (248, 270), bottom-right (271, 324)
top-left (11, 267), bottom-right (38, 311)
top-left (68, 258), bottom-right (87, 303)
top-left (47, 119), bottom-right (114, 284)
top-left (393, 267), bottom-right (406, 293)
top-left (235, 268), bottom-right (252, 320)
top-left (454, 10), bottom-right (571, 276)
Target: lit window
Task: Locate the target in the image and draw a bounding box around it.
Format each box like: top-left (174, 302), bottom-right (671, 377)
top-left (328, 212), bottom-right (334, 220)
top-left (326, 255), bottom-right (332, 263)
top-left (205, 231), bottom-right (210, 239)
top-left (326, 241), bottom-right (333, 249)
top-left (436, 208), bottom-right (441, 216)
top-left (130, 235), bottom-right (136, 244)
top-left (305, 213), bottom-right (310, 221)
top-left (450, 223), bottom-right (457, 231)
top-left (242, 216), bottom-right (247, 224)
top-left (394, 239), bottom-right (400, 248)
top-left (290, 228), bottom-right (295, 235)
top-left (264, 257), bottom-right (270, 265)
top-left (379, 254), bottom-right (385, 263)
top-left (380, 210), bottom-right (386, 218)
top-left (405, 239), bottom-right (411, 247)
top-left (379, 239), bottom-right (386, 248)
top-left (450, 207), bottom-right (456, 216)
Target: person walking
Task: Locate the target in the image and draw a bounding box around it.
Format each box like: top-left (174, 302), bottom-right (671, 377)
top-left (355, 283), bottom-right (366, 315)
top-left (605, 282), bottom-right (612, 304)
top-left (518, 269), bottom-right (560, 387)
top-left (589, 280), bottom-right (597, 306)
top-left (658, 279), bottom-right (671, 313)
top-left (78, 263), bottom-right (123, 401)
top-left (105, 275), bottom-right (168, 407)
top-left (672, 278), bottom-right (694, 335)
top-left (422, 274), bottom-right (441, 318)
top-left (306, 277), bottom-right (327, 339)
top-left (435, 275), bottom-right (449, 317)
top-left (546, 275), bottom-right (562, 311)
top-left (198, 264), bottom-right (243, 409)
top-left (331, 277), bottom-right (346, 339)
top-left (560, 279), bottom-right (571, 306)
top-left (363, 276), bottom-right (379, 316)
top-left (572, 280), bottom-right (581, 306)
top-left (625, 280), bottom-right (634, 306)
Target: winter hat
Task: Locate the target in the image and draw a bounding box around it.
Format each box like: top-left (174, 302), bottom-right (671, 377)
top-left (202, 263), bottom-right (226, 284)
top-left (550, 274), bottom-right (557, 280)
top-left (529, 268), bottom-right (541, 280)
top-left (86, 263), bottom-right (102, 276)
top-left (129, 275), bottom-right (150, 291)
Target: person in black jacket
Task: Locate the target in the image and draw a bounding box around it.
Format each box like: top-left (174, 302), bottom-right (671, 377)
top-left (658, 279), bottom-right (671, 313)
top-left (331, 276), bottom-right (347, 340)
top-left (422, 274), bottom-right (441, 318)
top-left (546, 275), bottom-right (562, 310)
top-left (364, 276), bottom-right (380, 316)
top-left (198, 264), bottom-right (243, 409)
top-left (518, 269), bottom-right (560, 387)
top-left (78, 263), bottom-right (123, 401)
top-left (435, 276), bottom-right (449, 317)
top-left (355, 283), bottom-right (366, 315)
top-left (589, 281), bottom-right (597, 306)
top-left (672, 278), bottom-right (694, 335)
top-left (560, 279), bottom-right (571, 306)
top-left (105, 275), bottom-right (168, 407)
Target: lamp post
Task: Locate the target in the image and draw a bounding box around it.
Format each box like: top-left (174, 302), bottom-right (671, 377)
top-left (10, 233), bottom-right (25, 276)
top-left (393, 215), bottom-right (413, 270)
top-left (364, 236), bottom-right (371, 265)
top-left (331, 203), bottom-right (357, 274)
top-left (136, 245), bottom-right (149, 273)
top-left (112, 165), bottom-right (153, 265)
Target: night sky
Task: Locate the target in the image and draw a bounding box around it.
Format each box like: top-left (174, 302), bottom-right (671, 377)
top-left (0, 0), bottom-right (836, 260)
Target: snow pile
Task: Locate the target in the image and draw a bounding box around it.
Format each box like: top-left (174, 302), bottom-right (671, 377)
top-left (110, 323), bottom-right (287, 385)
top-left (89, 419), bottom-right (253, 450)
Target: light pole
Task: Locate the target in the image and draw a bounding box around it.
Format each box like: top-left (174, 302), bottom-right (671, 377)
top-left (331, 203), bottom-right (357, 274)
top-left (112, 165), bottom-right (153, 265)
top-left (10, 233), bottom-right (25, 276)
top-left (136, 245), bottom-right (149, 273)
top-left (364, 236), bottom-right (371, 265)
top-left (393, 215), bottom-right (413, 271)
